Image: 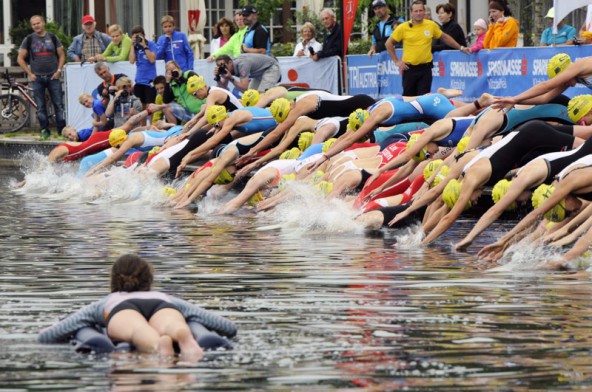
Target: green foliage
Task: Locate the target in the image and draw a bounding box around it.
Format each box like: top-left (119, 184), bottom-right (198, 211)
top-left (347, 39), bottom-right (372, 55)
top-left (9, 19), bottom-right (72, 64)
top-left (239, 0), bottom-right (283, 27)
top-left (272, 42), bottom-right (295, 57)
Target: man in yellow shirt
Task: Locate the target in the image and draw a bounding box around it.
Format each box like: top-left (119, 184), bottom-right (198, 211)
top-left (385, 0), bottom-right (470, 96)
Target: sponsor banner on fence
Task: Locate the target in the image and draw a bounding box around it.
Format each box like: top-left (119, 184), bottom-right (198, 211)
top-left (65, 57), bottom-right (339, 130)
top-left (347, 46), bottom-right (589, 101)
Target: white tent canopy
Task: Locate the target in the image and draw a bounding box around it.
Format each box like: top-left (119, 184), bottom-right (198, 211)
top-left (553, 0), bottom-right (592, 33)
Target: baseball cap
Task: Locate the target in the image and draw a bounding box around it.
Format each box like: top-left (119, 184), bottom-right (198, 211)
top-left (372, 0), bottom-right (387, 8)
top-left (82, 15), bottom-right (96, 25)
top-left (241, 5), bottom-right (257, 15)
top-left (545, 7), bottom-right (555, 19)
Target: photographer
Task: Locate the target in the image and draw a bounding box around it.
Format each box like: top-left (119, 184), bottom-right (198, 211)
top-left (161, 60), bottom-right (205, 124)
top-left (94, 62), bottom-right (126, 102)
top-left (105, 77), bottom-right (143, 128)
top-left (129, 25), bottom-right (157, 108)
top-left (214, 54), bottom-right (280, 93)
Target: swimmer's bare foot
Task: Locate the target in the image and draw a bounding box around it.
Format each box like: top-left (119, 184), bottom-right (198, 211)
top-left (437, 87), bottom-right (463, 98)
top-left (158, 335), bottom-right (175, 357)
top-left (177, 330), bottom-right (204, 360)
top-left (15, 179), bottom-right (27, 189)
top-left (477, 93), bottom-right (495, 109)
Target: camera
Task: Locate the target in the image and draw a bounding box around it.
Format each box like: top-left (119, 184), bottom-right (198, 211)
top-left (171, 70), bottom-right (180, 79)
top-left (120, 90), bottom-right (129, 98)
top-left (135, 35), bottom-right (144, 44)
top-left (102, 84), bottom-right (116, 97)
top-left (214, 64), bottom-right (227, 82)
top-left (308, 47), bottom-right (315, 55)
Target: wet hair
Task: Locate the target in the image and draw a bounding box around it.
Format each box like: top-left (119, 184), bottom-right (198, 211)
top-left (214, 17), bottom-right (237, 37)
top-left (436, 3), bottom-right (455, 17)
top-left (131, 25), bottom-right (145, 36)
top-left (489, 0), bottom-right (512, 16)
top-left (110, 254), bottom-right (154, 292)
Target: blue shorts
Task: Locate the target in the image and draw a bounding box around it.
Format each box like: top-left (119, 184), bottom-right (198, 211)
top-left (169, 102), bottom-right (195, 123)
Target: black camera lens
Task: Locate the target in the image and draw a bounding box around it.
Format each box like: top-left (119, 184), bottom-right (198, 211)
top-left (136, 35), bottom-right (143, 44)
top-left (172, 70), bottom-right (180, 79)
top-left (120, 90), bottom-right (129, 98)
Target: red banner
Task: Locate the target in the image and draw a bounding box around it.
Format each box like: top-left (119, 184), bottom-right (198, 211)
top-left (343, 0), bottom-right (359, 56)
top-left (188, 10), bottom-right (201, 33)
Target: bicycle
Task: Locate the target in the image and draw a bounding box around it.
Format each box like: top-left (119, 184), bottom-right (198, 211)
top-left (0, 68), bottom-right (55, 133)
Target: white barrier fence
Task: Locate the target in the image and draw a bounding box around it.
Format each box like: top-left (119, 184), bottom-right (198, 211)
top-left (64, 56), bottom-right (340, 130)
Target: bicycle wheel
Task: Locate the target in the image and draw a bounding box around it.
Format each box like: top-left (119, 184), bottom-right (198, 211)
top-left (0, 94), bottom-right (30, 133)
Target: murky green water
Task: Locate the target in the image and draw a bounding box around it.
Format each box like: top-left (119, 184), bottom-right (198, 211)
top-left (0, 164), bottom-right (591, 391)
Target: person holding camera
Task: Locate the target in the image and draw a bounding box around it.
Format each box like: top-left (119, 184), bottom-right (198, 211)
top-left (293, 22), bottom-right (322, 57)
top-left (161, 60), bottom-right (205, 124)
top-left (105, 77), bottom-right (143, 128)
top-left (214, 54), bottom-right (280, 93)
top-left (94, 62), bottom-right (127, 102)
top-left (483, 0), bottom-right (518, 49)
top-left (129, 25), bottom-right (157, 109)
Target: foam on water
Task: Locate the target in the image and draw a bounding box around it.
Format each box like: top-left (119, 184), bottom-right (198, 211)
top-left (492, 242), bottom-right (563, 271)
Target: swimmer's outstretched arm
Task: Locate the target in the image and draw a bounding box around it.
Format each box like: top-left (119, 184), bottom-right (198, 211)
top-left (546, 202), bottom-right (592, 246)
top-left (38, 300), bottom-right (105, 343)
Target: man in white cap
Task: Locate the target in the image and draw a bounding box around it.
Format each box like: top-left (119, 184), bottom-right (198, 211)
top-left (540, 7), bottom-right (577, 46)
top-left (67, 15), bottom-right (111, 62)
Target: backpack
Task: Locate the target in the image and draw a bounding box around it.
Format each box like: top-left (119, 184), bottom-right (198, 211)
top-left (24, 32), bottom-right (59, 64)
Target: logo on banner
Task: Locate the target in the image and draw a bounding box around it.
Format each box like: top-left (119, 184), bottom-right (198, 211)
top-left (438, 56), bottom-right (445, 76)
top-left (487, 59), bottom-right (524, 76)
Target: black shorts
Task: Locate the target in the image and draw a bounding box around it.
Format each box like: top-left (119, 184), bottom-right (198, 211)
top-left (134, 84), bottom-right (156, 105)
top-left (107, 298), bottom-right (179, 325)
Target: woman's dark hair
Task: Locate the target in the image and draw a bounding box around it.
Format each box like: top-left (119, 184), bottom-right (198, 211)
top-left (214, 17), bottom-right (237, 38)
top-left (436, 3), bottom-right (455, 17)
top-left (110, 254), bottom-right (154, 292)
top-left (489, 0), bottom-right (512, 16)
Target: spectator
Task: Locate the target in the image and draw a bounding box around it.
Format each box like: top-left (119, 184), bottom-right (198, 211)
top-left (95, 24), bottom-right (132, 62)
top-left (211, 17), bottom-right (237, 54)
top-left (94, 62), bottom-right (127, 104)
top-left (161, 60), bottom-right (204, 123)
top-left (156, 15), bottom-right (194, 73)
top-left (151, 75), bottom-right (168, 125)
top-left (386, 0), bottom-right (470, 96)
top-left (17, 15), bottom-right (66, 140)
top-left (367, 0), bottom-right (397, 57)
top-left (432, 3), bottom-right (466, 52)
top-left (540, 7), bottom-right (577, 46)
top-left (312, 8), bottom-right (343, 61)
top-left (79, 93), bottom-right (108, 134)
top-left (61, 125), bottom-right (92, 142)
top-left (241, 5), bottom-right (270, 55)
top-left (208, 11), bottom-right (248, 61)
top-left (425, 6), bottom-right (433, 20)
top-left (67, 15), bottom-right (111, 62)
top-left (105, 76), bottom-right (143, 128)
top-left (483, 0), bottom-right (519, 49)
top-left (215, 54), bottom-right (281, 93)
top-left (294, 22), bottom-right (322, 57)
top-left (129, 25), bottom-right (157, 108)
top-left (470, 18), bottom-right (487, 53)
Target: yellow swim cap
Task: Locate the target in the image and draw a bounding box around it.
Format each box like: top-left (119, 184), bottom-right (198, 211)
top-left (279, 173), bottom-right (296, 189)
top-left (206, 105), bottom-right (228, 126)
top-left (148, 146), bottom-right (161, 157)
top-left (310, 170), bottom-right (325, 184)
top-left (322, 138), bottom-right (337, 153)
top-left (547, 53), bottom-right (572, 79)
top-left (456, 136), bottom-right (471, 154)
top-left (432, 165), bottom-right (449, 187)
top-left (279, 147), bottom-right (302, 160)
top-left (423, 159), bottom-right (443, 181)
top-left (531, 184), bottom-right (566, 222)
top-left (316, 180), bottom-right (333, 195)
top-left (298, 132), bottom-right (314, 151)
top-left (109, 128), bottom-right (127, 147)
top-left (186, 75), bottom-right (206, 94)
top-left (242, 89), bottom-right (260, 107)
top-left (270, 98), bottom-right (291, 123)
top-left (406, 133), bottom-right (428, 162)
top-left (213, 167), bottom-right (234, 185)
top-left (442, 178), bottom-right (471, 210)
top-left (568, 95), bottom-right (592, 124)
top-left (247, 191), bottom-right (264, 207)
top-left (162, 186), bottom-right (177, 197)
top-left (491, 179), bottom-right (516, 211)
top-left (347, 108), bottom-right (369, 131)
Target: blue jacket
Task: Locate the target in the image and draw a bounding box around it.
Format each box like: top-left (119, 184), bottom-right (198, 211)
top-left (156, 31), bottom-right (194, 72)
top-left (67, 31), bottom-right (112, 62)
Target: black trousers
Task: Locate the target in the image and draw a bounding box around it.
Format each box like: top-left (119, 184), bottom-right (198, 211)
top-left (402, 62), bottom-right (432, 96)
